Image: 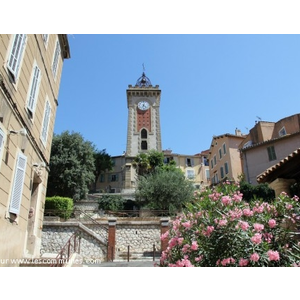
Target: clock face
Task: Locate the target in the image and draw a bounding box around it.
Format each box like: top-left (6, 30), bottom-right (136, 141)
top-left (138, 101), bottom-right (150, 111)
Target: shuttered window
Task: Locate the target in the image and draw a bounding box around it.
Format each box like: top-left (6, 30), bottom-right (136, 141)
top-left (0, 128), bottom-right (5, 166)
top-left (52, 39), bottom-right (61, 78)
top-left (41, 99), bottom-right (51, 145)
top-left (27, 63), bottom-right (41, 117)
top-left (42, 34), bottom-right (49, 47)
top-left (7, 34), bottom-right (27, 82)
top-left (9, 152), bottom-right (27, 215)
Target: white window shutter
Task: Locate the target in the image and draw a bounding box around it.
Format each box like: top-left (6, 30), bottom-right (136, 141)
top-left (0, 128), bottom-right (4, 158)
top-left (7, 34), bottom-right (27, 81)
top-left (27, 64), bottom-right (41, 114)
top-left (9, 152), bottom-right (27, 215)
top-left (52, 39), bottom-right (61, 77)
top-left (41, 100), bottom-right (51, 145)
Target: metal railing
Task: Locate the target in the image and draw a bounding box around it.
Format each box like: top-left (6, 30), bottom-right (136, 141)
top-left (50, 231), bottom-right (81, 267)
top-left (44, 208), bottom-right (173, 219)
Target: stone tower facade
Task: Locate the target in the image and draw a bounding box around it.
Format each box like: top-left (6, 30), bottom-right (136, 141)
top-left (126, 72), bottom-right (162, 157)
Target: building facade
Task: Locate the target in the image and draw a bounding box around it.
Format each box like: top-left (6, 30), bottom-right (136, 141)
top-left (0, 34), bottom-right (70, 265)
top-left (239, 114), bottom-right (300, 185)
top-left (208, 129), bottom-right (246, 184)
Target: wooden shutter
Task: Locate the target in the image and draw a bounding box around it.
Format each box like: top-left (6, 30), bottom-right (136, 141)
top-left (27, 64), bottom-right (41, 114)
top-left (7, 34), bottom-right (27, 81)
top-left (0, 128), bottom-right (4, 158)
top-left (41, 100), bottom-right (51, 144)
top-left (9, 152), bottom-right (27, 214)
top-left (52, 39), bottom-right (61, 77)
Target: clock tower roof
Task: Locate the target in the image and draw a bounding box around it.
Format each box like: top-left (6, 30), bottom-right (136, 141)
top-left (136, 72), bottom-right (152, 87)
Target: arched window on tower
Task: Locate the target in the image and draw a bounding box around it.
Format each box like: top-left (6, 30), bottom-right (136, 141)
top-left (141, 140), bottom-right (148, 150)
top-left (141, 129), bottom-right (147, 139)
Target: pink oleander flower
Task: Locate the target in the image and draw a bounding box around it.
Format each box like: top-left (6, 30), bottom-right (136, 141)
top-left (239, 258), bottom-right (249, 267)
top-left (191, 241), bottom-right (199, 251)
top-left (263, 232), bottom-right (273, 243)
top-left (203, 226), bottom-right (214, 237)
top-left (267, 250), bottom-right (280, 261)
top-left (286, 204), bottom-right (293, 210)
top-left (228, 208), bottom-right (243, 221)
top-left (268, 219), bottom-right (277, 228)
top-left (253, 223), bottom-right (264, 232)
top-left (251, 233), bottom-right (262, 244)
top-left (221, 196), bottom-right (232, 206)
top-left (218, 219), bottom-right (228, 227)
top-left (195, 255), bottom-right (203, 262)
top-left (182, 244), bottom-right (190, 253)
top-left (238, 221), bottom-right (249, 231)
top-left (177, 237), bottom-right (184, 245)
top-left (221, 257), bottom-right (235, 266)
top-left (160, 231), bottom-right (169, 241)
top-left (292, 195), bottom-right (299, 202)
top-left (168, 237), bottom-right (178, 249)
top-left (233, 192), bottom-right (243, 202)
top-left (253, 203), bottom-right (264, 213)
top-left (250, 253), bottom-right (260, 262)
top-left (182, 221), bottom-right (192, 229)
top-left (243, 208), bottom-right (253, 217)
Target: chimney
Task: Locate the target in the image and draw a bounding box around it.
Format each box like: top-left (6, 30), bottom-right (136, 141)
top-left (235, 128), bottom-right (242, 136)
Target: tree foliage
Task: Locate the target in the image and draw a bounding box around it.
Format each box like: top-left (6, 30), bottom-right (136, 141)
top-left (132, 150), bottom-right (164, 175)
top-left (135, 169), bottom-right (194, 213)
top-left (47, 131), bottom-right (96, 201)
top-left (92, 149), bottom-right (113, 191)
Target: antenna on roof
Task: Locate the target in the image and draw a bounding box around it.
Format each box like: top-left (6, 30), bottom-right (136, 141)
top-left (256, 116), bottom-right (262, 121)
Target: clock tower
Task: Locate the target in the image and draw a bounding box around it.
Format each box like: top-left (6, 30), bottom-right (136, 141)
top-left (126, 72), bottom-right (162, 157)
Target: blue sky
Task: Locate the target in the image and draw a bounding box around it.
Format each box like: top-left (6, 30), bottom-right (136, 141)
top-left (55, 34), bottom-right (300, 156)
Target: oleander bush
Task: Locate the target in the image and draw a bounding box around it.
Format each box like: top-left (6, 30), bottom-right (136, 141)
top-left (159, 181), bottom-right (300, 267)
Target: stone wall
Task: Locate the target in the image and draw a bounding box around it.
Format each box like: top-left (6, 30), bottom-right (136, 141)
top-left (115, 223), bottom-right (161, 257)
top-left (41, 223), bottom-right (107, 262)
top-left (41, 218), bottom-right (167, 262)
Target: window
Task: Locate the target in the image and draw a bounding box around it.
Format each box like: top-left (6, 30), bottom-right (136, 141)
top-left (52, 39), bottom-right (61, 78)
top-left (27, 63), bottom-right (41, 118)
top-left (141, 129), bottom-right (147, 139)
top-left (186, 169), bottom-right (195, 179)
top-left (9, 152), bottom-right (27, 215)
top-left (213, 155), bottom-right (217, 166)
top-left (186, 158), bottom-right (194, 167)
top-left (41, 99), bottom-right (51, 145)
top-left (219, 148), bottom-right (222, 159)
top-left (267, 146), bottom-right (277, 161)
top-left (42, 34), bottom-right (49, 47)
top-left (224, 162), bottom-right (229, 175)
top-left (211, 160), bottom-right (213, 169)
top-left (279, 127), bottom-right (286, 137)
top-left (100, 174), bottom-right (105, 182)
top-left (203, 156), bottom-right (209, 166)
top-left (220, 166), bottom-right (224, 179)
top-left (7, 34), bottom-right (27, 82)
top-left (222, 143), bottom-right (227, 155)
top-left (110, 174), bottom-right (118, 182)
top-left (141, 140), bottom-right (147, 150)
top-left (205, 170), bottom-right (210, 181)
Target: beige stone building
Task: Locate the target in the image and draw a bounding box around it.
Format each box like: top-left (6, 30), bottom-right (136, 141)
top-left (208, 129), bottom-right (246, 184)
top-left (239, 113), bottom-right (300, 186)
top-left (0, 34), bottom-right (70, 266)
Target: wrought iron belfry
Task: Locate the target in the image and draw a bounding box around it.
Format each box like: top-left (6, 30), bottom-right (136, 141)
top-left (136, 72), bottom-right (152, 87)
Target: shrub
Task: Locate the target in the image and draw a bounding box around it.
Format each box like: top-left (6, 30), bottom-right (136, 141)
top-left (98, 195), bottom-right (125, 211)
top-left (159, 181), bottom-right (300, 267)
top-left (239, 181), bottom-right (275, 203)
top-left (45, 196), bottom-right (74, 219)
